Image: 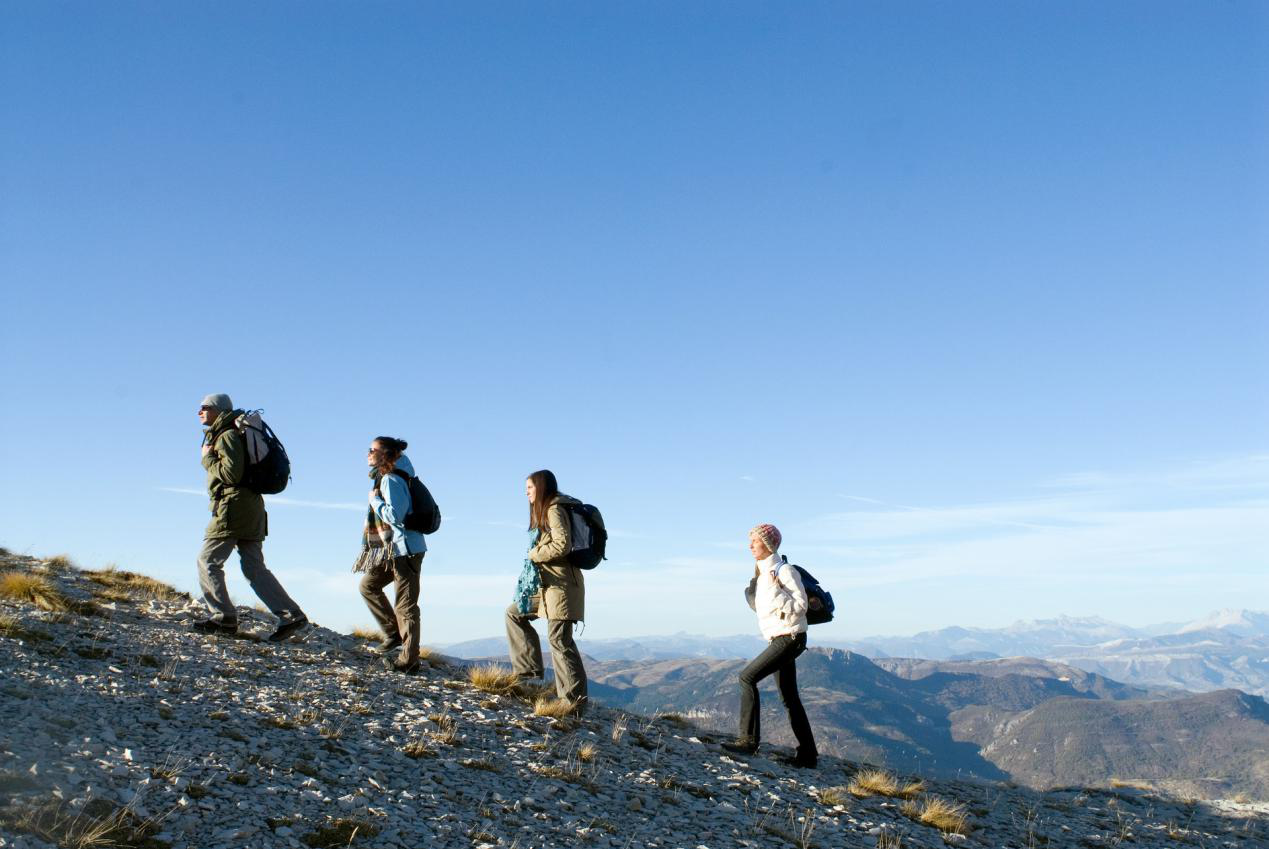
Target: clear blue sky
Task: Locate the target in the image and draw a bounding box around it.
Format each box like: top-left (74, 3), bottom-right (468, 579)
top-left (2, 2), bottom-right (1266, 643)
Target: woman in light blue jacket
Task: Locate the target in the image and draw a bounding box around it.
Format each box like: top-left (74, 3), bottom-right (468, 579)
top-left (356, 436), bottom-right (427, 673)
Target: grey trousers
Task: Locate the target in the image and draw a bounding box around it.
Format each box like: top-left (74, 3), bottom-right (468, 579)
top-left (504, 603), bottom-right (588, 705)
top-left (197, 537), bottom-right (303, 623)
top-left (359, 553), bottom-right (424, 665)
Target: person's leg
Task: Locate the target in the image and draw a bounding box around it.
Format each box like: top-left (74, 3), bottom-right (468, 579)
top-left (774, 636), bottom-right (817, 763)
top-left (236, 540), bottom-right (304, 620)
top-left (360, 561), bottom-right (400, 645)
top-left (392, 553), bottom-right (424, 666)
top-left (735, 636), bottom-right (798, 746)
top-left (546, 619), bottom-right (588, 706)
top-left (504, 602), bottom-right (544, 679)
top-left (197, 538), bottom-right (240, 623)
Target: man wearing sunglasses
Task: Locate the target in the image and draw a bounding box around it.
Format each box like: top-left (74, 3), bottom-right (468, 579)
top-left (194, 393), bottom-right (308, 641)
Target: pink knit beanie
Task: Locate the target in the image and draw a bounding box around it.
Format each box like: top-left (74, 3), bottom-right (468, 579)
top-left (749, 523), bottom-right (782, 554)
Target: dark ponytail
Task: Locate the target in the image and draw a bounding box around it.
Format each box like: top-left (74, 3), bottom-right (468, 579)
top-left (371, 436), bottom-right (408, 475)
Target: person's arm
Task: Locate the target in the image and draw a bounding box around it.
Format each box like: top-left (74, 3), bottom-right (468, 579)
top-left (202, 429), bottom-right (246, 486)
top-left (372, 473), bottom-right (410, 526)
top-left (771, 562), bottom-right (808, 621)
top-left (529, 503), bottom-right (571, 563)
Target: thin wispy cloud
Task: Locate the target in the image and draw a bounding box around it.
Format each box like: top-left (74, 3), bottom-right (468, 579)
top-left (158, 487), bottom-right (363, 512)
top-left (799, 455), bottom-right (1269, 591)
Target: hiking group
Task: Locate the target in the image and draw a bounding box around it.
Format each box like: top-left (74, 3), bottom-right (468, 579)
top-left (191, 393), bottom-right (826, 765)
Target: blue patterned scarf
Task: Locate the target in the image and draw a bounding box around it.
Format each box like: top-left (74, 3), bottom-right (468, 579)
top-left (512, 528), bottom-right (542, 614)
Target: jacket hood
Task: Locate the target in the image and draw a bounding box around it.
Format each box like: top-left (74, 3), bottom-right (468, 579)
top-left (394, 455), bottom-right (416, 477)
top-left (208, 409), bottom-right (239, 433)
top-left (552, 493), bottom-right (581, 506)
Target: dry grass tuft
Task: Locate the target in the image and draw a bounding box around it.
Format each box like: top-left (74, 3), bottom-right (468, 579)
top-left (0, 614), bottom-right (50, 642)
top-left (468, 663), bottom-right (520, 695)
top-left (84, 566), bottom-right (187, 601)
top-left (401, 740), bottom-right (437, 759)
top-left (819, 786), bottom-right (852, 807)
top-left (533, 696), bottom-right (577, 718)
top-left (428, 711), bottom-right (458, 745)
top-left (898, 780), bottom-right (926, 799)
top-left (848, 769), bottom-right (901, 798)
top-left (577, 741), bottom-right (599, 762)
top-left (459, 758), bottom-right (500, 772)
top-left (349, 626), bottom-right (382, 642)
top-left (40, 555), bottom-right (76, 573)
top-left (301, 817), bottom-right (379, 847)
top-left (611, 715), bottom-right (628, 743)
top-left (0, 571), bottom-right (72, 612)
top-left (6, 798), bottom-right (163, 848)
top-left (876, 826), bottom-right (904, 849)
top-left (901, 796), bottom-right (971, 835)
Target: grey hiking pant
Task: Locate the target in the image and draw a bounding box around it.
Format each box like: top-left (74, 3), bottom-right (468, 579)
top-left (504, 603), bottom-right (588, 706)
top-left (359, 553), bottom-right (424, 665)
top-left (197, 538), bottom-right (303, 624)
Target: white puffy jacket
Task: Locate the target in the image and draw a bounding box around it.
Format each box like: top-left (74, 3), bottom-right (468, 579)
top-left (753, 554), bottom-right (809, 640)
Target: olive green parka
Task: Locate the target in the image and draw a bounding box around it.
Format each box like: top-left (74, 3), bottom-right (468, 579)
top-left (527, 495), bottom-right (584, 622)
top-left (201, 410), bottom-right (268, 541)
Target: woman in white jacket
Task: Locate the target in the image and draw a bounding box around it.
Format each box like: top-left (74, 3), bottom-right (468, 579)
top-left (721, 523), bottom-right (818, 768)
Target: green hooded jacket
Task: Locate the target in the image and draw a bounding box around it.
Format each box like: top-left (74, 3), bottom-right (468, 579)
top-left (201, 410), bottom-right (268, 541)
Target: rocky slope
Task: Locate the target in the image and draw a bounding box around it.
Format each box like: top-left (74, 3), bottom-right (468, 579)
top-left (0, 550), bottom-right (1265, 849)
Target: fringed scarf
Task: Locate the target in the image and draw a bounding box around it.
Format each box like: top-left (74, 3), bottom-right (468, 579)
top-left (512, 528), bottom-right (542, 614)
top-left (352, 471), bottom-right (395, 573)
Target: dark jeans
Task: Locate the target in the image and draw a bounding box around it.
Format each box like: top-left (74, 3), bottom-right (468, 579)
top-left (738, 632), bottom-right (817, 758)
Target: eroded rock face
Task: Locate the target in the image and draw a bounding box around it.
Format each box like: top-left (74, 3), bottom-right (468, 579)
top-left (0, 549), bottom-right (1265, 849)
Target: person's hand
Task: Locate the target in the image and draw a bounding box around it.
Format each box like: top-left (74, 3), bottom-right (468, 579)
top-left (201, 444), bottom-right (211, 457)
top-left (369, 489), bottom-right (378, 502)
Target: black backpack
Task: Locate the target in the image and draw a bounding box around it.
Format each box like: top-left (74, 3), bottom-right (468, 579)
top-left (389, 469), bottom-right (442, 535)
top-left (563, 502), bottom-right (607, 570)
top-left (235, 410), bottom-right (291, 495)
top-left (745, 557), bottom-right (835, 625)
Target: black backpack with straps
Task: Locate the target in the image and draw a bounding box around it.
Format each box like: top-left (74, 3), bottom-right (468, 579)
top-left (388, 469), bottom-right (442, 535)
top-left (745, 556), bottom-right (836, 625)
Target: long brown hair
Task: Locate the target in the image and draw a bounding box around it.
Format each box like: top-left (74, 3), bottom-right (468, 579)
top-left (527, 469), bottom-right (559, 532)
top-left (371, 436), bottom-right (407, 477)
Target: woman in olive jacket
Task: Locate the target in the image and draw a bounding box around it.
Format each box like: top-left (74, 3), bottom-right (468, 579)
top-left (505, 469), bottom-right (588, 711)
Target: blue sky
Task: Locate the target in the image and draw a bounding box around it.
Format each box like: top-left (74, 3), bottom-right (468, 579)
top-left (2, 2), bottom-right (1266, 644)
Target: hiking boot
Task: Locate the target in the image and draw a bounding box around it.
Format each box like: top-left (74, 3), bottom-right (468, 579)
top-left (721, 738), bottom-right (759, 756)
top-left (775, 752), bottom-right (818, 769)
top-left (372, 637), bottom-right (403, 655)
top-left (267, 615), bottom-right (309, 643)
top-left (382, 655), bottom-right (420, 675)
top-left (191, 618), bottom-right (237, 636)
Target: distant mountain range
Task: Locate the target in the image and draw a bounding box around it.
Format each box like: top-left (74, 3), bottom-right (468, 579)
top-left (585, 649), bottom-right (1269, 799)
top-left (845, 609), bottom-right (1269, 699)
top-left (442, 610), bottom-right (1269, 797)
top-left (443, 608), bottom-right (1269, 697)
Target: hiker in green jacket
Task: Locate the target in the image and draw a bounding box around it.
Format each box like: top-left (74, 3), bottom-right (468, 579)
top-left (193, 393), bottom-right (308, 642)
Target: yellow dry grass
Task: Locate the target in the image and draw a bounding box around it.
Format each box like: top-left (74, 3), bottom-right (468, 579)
top-left (848, 769), bottom-right (901, 798)
top-left (901, 796), bottom-right (971, 835)
top-left (0, 571), bottom-right (71, 612)
top-left (577, 742), bottom-right (598, 762)
top-left (468, 663), bottom-right (520, 695)
top-left (40, 555), bottom-right (76, 573)
top-left (84, 566), bottom-right (186, 601)
top-left (533, 696), bottom-right (576, 718)
top-left (819, 786), bottom-right (852, 806)
top-left (349, 626), bottom-right (382, 641)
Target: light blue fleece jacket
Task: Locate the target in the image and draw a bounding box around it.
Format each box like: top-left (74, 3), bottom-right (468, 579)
top-left (369, 454), bottom-right (428, 557)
